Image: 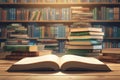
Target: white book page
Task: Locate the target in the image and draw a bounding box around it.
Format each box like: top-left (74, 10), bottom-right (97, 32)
top-left (60, 55), bottom-right (104, 66)
top-left (15, 54), bottom-right (60, 65)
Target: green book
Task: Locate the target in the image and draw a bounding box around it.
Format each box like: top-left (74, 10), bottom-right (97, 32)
top-left (70, 31), bottom-right (104, 36)
top-left (66, 49), bottom-right (92, 56)
top-left (67, 39), bottom-right (102, 45)
top-left (4, 45), bottom-right (30, 52)
top-left (70, 32), bottom-right (90, 36)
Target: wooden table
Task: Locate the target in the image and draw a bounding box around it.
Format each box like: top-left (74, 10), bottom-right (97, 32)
top-left (0, 60), bottom-right (120, 80)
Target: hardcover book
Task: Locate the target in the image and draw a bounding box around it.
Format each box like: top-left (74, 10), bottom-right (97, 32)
top-left (8, 54), bottom-right (111, 71)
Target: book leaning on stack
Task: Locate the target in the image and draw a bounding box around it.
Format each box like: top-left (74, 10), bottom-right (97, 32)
top-left (66, 22), bottom-right (104, 57)
top-left (4, 23), bottom-right (39, 60)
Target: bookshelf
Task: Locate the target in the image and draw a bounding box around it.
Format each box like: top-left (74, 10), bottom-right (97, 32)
top-left (0, 0), bottom-right (120, 55)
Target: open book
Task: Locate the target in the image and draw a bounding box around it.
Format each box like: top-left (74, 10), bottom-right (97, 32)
top-left (8, 54), bottom-right (111, 71)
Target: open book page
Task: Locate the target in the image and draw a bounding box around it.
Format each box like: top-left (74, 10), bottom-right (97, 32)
top-left (15, 54), bottom-right (59, 65)
top-left (60, 55), bottom-right (111, 71)
top-left (8, 55), bottom-right (60, 71)
top-left (60, 55), bottom-right (104, 65)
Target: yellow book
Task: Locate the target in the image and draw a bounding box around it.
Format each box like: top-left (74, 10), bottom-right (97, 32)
top-left (70, 27), bottom-right (102, 32)
top-left (68, 35), bottom-right (103, 40)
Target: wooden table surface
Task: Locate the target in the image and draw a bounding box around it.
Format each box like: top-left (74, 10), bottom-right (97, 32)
top-left (0, 60), bottom-right (120, 80)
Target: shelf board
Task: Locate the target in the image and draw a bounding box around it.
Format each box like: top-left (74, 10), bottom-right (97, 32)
top-left (0, 20), bottom-right (120, 23)
top-left (27, 38), bottom-right (38, 40)
top-left (104, 37), bottom-right (120, 40)
top-left (84, 20), bottom-right (120, 23)
top-left (0, 20), bottom-right (79, 23)
top-left (0, 2), bottom-right (120, 7)
top-left (38, 39), bottom-right (57, 41)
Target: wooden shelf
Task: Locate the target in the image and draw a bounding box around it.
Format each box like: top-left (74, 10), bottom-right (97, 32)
top-left (81, 20), bottom-right (120, 23)
top-left (104, 37), bottom-right (120, 40)
top-left (27, 38), bottom-right (38, 40)
top-left (84, 20), bottom-right (120, 23)
top-left (0, 20), bottom-right (120, 23)
top-left (0, 3), bottom-right (120, 7)
top-left (0, 20), bottom-right (78, 23)
top-left (38, 38), bottom-right (57, 41)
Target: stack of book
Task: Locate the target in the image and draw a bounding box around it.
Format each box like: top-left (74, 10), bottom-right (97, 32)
top-left (5, 51), bottom-right (39, 60)
top-left (99, 48), bottom-right (120, 63)
top-left (4, 23), bottom-right (38, 60)
top-left (38, 39), bottom-right (58, 51)
top-left (6, 23), bottom-right (29, 39)
top-left (71, 6), bottom-right (93, 20)
top-left (66, 23), bottom-right (104, 56)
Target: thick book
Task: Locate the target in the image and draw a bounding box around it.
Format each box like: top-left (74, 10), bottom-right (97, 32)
top-left (65, 45), bottom-right (102, 49)
top-left (70, 27), bottom-right (102, 32)
top-left (8, 54), bottom-right (111, 71)
top-left (70, 32), bottom-right (104, 36)
top-left (102, 48), bottom-right (120, 54)
top-left (67, 35), bottom-right (103, 40)
top-left (66, 40), bottom-right (101, 45)
top-left (4, 45), bottom-right (38, 52)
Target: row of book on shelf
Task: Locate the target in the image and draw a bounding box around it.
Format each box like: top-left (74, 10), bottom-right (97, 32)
top-left (0, 7), bottom-right (120, 21)
top-left (93, 7), bottom-right (120, 20)
top-left (1, 24), bottom-right (120, 39)
top-left (93, 25), bottom-right (120, 37)
top-left (0, 23), bottom-right (67, 39)
top-left (0, 0), bottom-right (120, 3)
top-left (0, 7), bottom-right (71, 20)
top-left (0, 6), bottom-right (93, 21)
top-left (103, 41), bottom-right (120, 48)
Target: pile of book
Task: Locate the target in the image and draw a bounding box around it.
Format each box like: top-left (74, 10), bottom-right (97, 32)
top-left (99, 48), bottom-right (120, 63)
top-left (4, 23), bottom-right (38, 60)
top-left (7, 23), bottom-right (29, 39)
top-left (38, 39), bottom-right (58, 51)
top-left (66, 22), bottom-right (104, 57)
top-left (71, 6), bottom-right (93, 20)
top-left (5, 51), bottom-right (39, 60)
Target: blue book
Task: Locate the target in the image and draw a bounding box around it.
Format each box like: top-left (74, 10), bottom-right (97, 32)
top-left (108, 8), bottom-right (114, 20)
top-left (31, 24), bottom-right (40, 38)
top-left (55, 24), bottom-right (66, 38)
